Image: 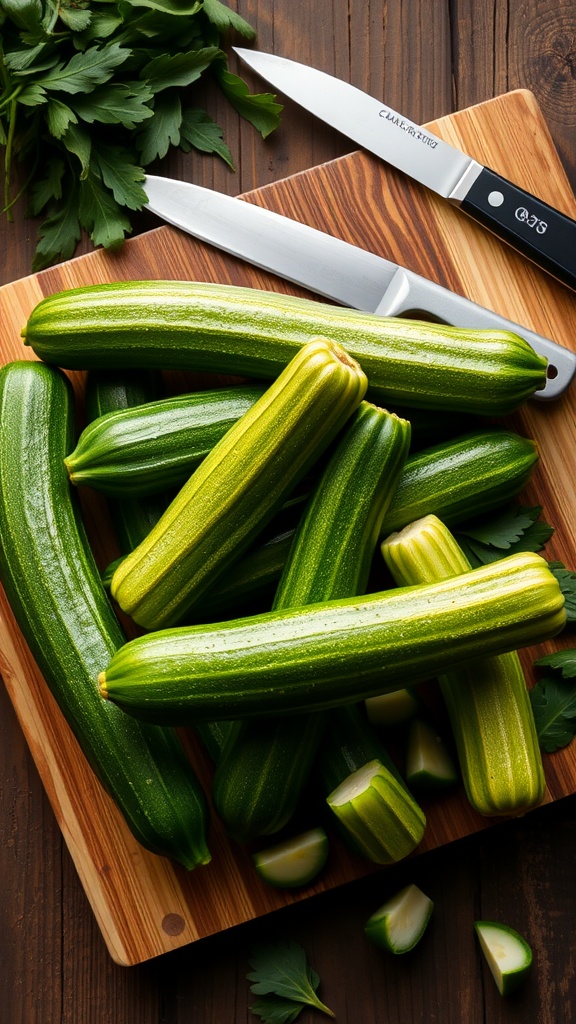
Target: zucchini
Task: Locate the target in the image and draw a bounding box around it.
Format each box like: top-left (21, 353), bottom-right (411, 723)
top-left (67, 384), bottom-right (267, 496)
top-left (22, 279), bottom-right (548, 415)
top-left (405, 718), bottom-right (459, 791)
top-left (318, 702), bottom-right (426, 863)
top-left (210, 402), bottom-right (411, 842)
top-left (211, 714), bottom-right (327, 843)
top-left (110, 337), bottom-right (367, 630)
top-left (365, 885), bottom-right (434, 954)
top-left (84, 368), bottom-right (171, 554)
top-left (0, 360), bottom-right (210, 870)
top-left (326, 759), bottom-right (426, 865)
top-left (379, 429), bottom-right (538, 537)
top-left (474, 921), bottom-right (533, 995)
top-left (198, 427), bottom-right (538, 619)
top-left (99, 551), bottom-right (565, 724)
top-left (381, 514), bottom-right (546, 816)
top-left (252, 827), bottom-right (330, 889)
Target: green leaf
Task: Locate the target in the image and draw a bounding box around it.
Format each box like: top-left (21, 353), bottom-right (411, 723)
top-left (58, 1), bottom-right (92, 33)
top-left (27, 157), bottom-right (65, 215)
top-left (46, 97), bottom-right (78, 139)
top-left (78, 170), bottom-right (132, 249)
top-left (535, 648), bottom-right (576, 678)
top-left (247, 942), bottom-right (334, 1019)
top-left (92, 142), bottom-right (147, 210)
top-left (547, 562), bottom-right (576, 623)
top-left (135, 89), bottom-right (182, 163)
top-left (530, 669), bottom-right (576, 752)
top-left (0, 0), bottom-right (43, 34)
top-left (250, 994), bottom-right (303, 1024)
top-left (202, 0), bottom-right (256, 39)
top-left (454, 505), bottom-right (554, 568)
top-left (32, 187), bottom-right (82, 270)
top-left (31, 41), bottom-right (130, 96)
top-left (62, 122), bottom-right (91, 178)
top-left (3, 43), bottom-right (51, 73)
top-left (126, 0), bottom-right (202, 13)
top-left (15, 83), bottom-right (49, 106)
top-left (140, 46), bottom-right (220, 92)
top-left (71, 82), bottom-right (154, 128)
top-left (217, 67), bottom-right (282, 137)
top-left (179, 107), bottom-right (233, 167)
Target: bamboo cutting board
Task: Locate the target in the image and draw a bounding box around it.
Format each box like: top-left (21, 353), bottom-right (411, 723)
top-left (1, 89), bottom-right (576, 967)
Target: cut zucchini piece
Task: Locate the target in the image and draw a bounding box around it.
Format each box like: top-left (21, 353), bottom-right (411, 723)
top-left (364, 884), bottom-right (434, 954)
top-left (406, 718), bottom-right (459, 790)
top-left (327, 759), bottom-right (426, 865)
top-left (474, 920), bottom-right (533, 995)
top-left (365, 689), bottom-right (420, 727)
top-left (253, 827), bottom-right (329, 888)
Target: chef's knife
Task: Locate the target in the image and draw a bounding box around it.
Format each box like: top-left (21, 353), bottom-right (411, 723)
top-left (233, 48), bottom-right (576, 294)
top-left (143, 174), bottom-right (576, 399)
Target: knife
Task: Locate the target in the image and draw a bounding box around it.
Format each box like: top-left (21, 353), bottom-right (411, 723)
top-left (143, 173), bottom-right (576, 400)
top-left (233, 48), bottom-right (576, 294)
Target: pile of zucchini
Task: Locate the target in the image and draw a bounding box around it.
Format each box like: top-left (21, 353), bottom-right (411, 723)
top-left (0, 279), bottom-right (565, 883)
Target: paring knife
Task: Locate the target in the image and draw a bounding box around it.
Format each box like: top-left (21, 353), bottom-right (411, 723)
top-left (143, 174), bottom-right (576, 400)
top-left (233, 48), bottom-right (576, 294)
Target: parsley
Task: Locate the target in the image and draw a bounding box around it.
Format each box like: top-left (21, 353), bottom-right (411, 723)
top-left (247, 940), bottom-right (335, 1023)
top-left (0, 0), bottom-right (282, 269)
top-left (530, 650), bottom-right (576, 752)
top-left (547, 561), bottom-right (576, 623)
top-left (453, 504), bottom-right (554, 567)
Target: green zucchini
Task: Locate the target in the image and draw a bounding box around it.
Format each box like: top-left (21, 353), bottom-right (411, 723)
top-left (318, 703), bottom-right (426, 864)
top-left (84, 368), bottom-right (171, 554)
top-left (22, 279), bottom-right (548, 414)
top-left (67, 384), bottom-right (267, 496)
top-left (381, 514), bottom-right (546, 815)
top-left (110, 337), bottom-right (367, 630)
top-left (99, 550), bottom-right (565, 724)
top-left (210, 402), bottom-right (411, 842)
top-left (379, 429), bottom-right (538, 537)
top-left (0, 360), bottom-right (210, 869)
top-left (326, 759), bottom-right (426, 865)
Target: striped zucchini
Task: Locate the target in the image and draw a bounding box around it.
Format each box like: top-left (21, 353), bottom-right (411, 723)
top-left (318, 703), bottom-right (426, 863)
top-left (379, 429), bottom-right (538, 537)
top-left (99, 551), bottom-right (565, 724)
top-left (110, 337), bottom-right (367, 630)
top-left (67, 384), bottom-right (267, 496)
top-left (0, 360), bottom-right (210, 869)
top-left (210, 402), bottom-right (412, 842)
top-left (381, 514), bottom-right (546, 816)
top-left (22, 280), bottom-right (548, 414)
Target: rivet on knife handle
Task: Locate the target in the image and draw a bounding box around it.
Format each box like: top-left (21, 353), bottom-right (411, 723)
top-left (451, 166), bottom-right (576, 293)
top-left (374, 268), bottom-right (576, 400)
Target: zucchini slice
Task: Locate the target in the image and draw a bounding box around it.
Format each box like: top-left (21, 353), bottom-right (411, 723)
top-left (365, 884), bottom-right (434, 954)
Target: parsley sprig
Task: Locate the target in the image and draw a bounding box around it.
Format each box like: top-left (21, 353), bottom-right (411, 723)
top-left (0, 0), bottom-right (282, 269)
top-left (247, 941), bottom-right (335, 1023)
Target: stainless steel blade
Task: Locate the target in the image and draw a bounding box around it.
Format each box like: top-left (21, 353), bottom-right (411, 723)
top-left (233, 48), bottom-right (481, 200)
top-left (143, 174), bottom-right (400, 312)
top-left (143, 175), bottom-right (576, 399)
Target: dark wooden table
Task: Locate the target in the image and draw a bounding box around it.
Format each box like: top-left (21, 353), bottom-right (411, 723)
top-left (2, 2), bottom-right (576, 1021)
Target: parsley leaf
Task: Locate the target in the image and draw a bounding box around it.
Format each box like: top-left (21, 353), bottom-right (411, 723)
top-left (247, 941), bottom-right (335, 1023)
top-left (530, 652), bottom-right (576, 752)
top-left (0, 1), bottom-right (282, 267)
top-left (454, 505), bottom-right (554, 567)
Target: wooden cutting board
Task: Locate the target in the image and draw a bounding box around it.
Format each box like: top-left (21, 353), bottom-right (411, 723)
top-left (1, 89), bottom-right (576, 967)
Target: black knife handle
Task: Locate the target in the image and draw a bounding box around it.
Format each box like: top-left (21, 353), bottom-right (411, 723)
top-left (459, 167), bottom-right (576, 292)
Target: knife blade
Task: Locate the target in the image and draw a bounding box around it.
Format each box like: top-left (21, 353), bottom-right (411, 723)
top-left (233, 48), bottom-right (576, 294)
top-left (143, 174), bottom-right (576, 399)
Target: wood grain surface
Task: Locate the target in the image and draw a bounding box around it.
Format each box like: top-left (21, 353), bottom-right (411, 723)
top-left (2, 2), bottom-right (576, 1021)
top-left (0, 87), bottom-right (575, 968)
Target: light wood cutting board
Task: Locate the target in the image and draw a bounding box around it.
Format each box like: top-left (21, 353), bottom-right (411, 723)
top-left (1, 89), bottom-right (575, 967)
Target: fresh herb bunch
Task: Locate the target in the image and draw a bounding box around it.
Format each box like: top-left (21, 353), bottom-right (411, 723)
top-left (0, 0), bottom-right (282, 269)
